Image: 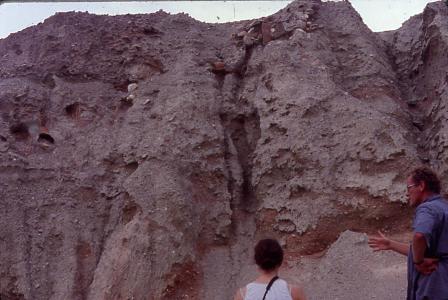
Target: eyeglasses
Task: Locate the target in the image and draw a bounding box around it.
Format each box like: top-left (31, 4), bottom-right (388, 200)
top-left (407, 184), bottom-right (417, 190)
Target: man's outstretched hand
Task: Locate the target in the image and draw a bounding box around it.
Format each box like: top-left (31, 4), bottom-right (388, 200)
top-left (368, 231), bottom-right (391, 251)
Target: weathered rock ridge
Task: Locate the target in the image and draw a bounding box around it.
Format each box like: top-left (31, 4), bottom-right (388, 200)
top-left (1, 1), bottom-right (448, 299)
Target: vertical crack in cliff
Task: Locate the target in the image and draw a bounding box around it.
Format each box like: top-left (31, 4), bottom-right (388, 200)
top-left (219, 117), bottom-right (237, 233)
top-left (215, 45), bottom-right (261, 237)
top-left (231, 111), bottom-right (260, 213)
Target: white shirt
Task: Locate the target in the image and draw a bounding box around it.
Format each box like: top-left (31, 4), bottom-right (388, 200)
top-left (242, 279), bottom-right (293, 300)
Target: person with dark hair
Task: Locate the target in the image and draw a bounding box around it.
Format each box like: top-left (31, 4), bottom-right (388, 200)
top-left (368, 167), bottom-right (448, 300)
top-left (233, 239), bottom-right (307, 300)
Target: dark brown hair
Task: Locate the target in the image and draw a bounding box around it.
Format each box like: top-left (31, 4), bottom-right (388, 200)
top-left (409, 167), bottom-right (441, 194)
top-left (254, 239), bottom-right (283, 271)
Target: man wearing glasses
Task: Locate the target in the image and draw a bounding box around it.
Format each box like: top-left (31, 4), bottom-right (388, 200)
top-left (368, 167), bottom-right (448, 300)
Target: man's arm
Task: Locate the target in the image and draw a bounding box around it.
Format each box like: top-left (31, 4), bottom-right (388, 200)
top-left (368, 231), bottom-right (409, 256)
top-left (412, 205), bottom-right (439, 275)
top-left (412, 232), bottom-right (438, 275)
top-left (412, 232), bottom-right (427, 263)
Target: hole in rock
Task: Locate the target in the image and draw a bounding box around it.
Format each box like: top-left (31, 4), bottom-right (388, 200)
top-left (42, 73), bottom-right (56, 88)
top-left (38, 133), bottom-right (55, 144)
top-left (10, 123), bottom-right (29, 140)
top-left (125, 161), bottom-right (138, 175)
top-left (65, 103), bottom-right (80, 119)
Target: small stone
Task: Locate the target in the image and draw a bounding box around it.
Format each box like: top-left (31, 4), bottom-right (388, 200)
top-left (127, 83), bottom-right (138, 92)
top-left (237, 31), bottom-right (247, 38)
top-left (39, 143), bottom-right (50, 149)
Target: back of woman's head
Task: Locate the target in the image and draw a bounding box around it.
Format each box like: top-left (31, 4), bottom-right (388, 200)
top-left (254, 239), bottom-right (284, 271)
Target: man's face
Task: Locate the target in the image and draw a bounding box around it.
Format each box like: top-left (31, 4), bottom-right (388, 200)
top-left (406, 176), bottom-right (424, 207)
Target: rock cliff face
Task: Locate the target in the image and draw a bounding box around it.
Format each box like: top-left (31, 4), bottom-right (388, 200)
top-left (1, 1), bottom-right (447, 299)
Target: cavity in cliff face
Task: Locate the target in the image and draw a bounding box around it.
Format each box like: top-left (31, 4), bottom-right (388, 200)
top-left (1, 1), bottom-right (448, 299)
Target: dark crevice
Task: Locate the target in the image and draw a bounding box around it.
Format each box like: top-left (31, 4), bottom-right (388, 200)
top-left (65, 102), bottom-right (81, 120)
top-left (10, 123), bottom-right (30, 140)
top-left (214, 73), bottom-right (226, 90)
top-left (226, 113), bottom-right (260, 212)
top-left (216, 42), bottom-right (261, 239)
top-left (124, 161), bottom-right (138, 176)
top-left (234, 47), bottom-right (253, 78)
top-left (219, 114), bottom-right (237, 234)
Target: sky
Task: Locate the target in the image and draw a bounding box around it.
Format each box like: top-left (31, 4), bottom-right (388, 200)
top-left (0, 0), bottom-right (439, 39)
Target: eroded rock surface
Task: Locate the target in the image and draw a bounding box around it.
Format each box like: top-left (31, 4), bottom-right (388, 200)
top-left (1, 1), bottom-right (448, 299)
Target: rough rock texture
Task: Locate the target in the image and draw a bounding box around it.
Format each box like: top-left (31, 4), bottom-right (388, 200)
top-left (292, 231), bottom-right (408, 300)
top-left (1, 1), bottom-right (448, 299)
